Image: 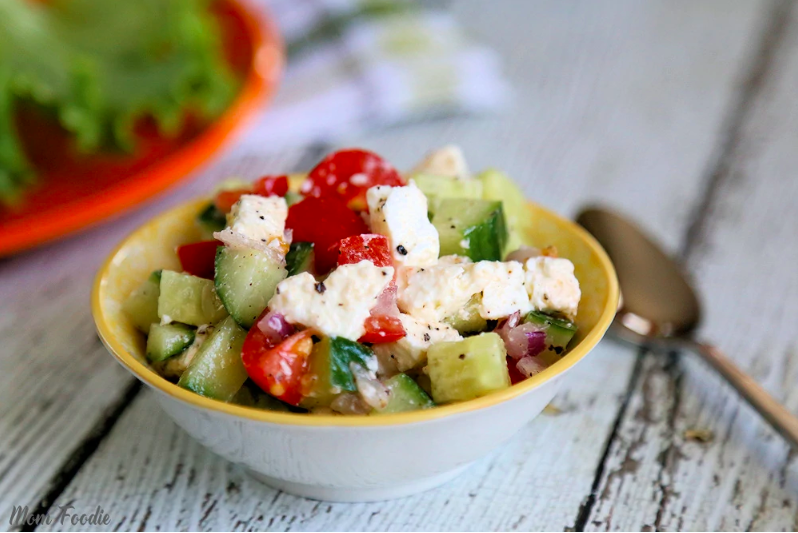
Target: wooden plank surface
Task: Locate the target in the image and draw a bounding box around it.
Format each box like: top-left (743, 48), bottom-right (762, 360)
top-left (0, 148), bottom-right (309, 531)
top-left (7, 1), bottom-right (778, 531)
top-left (585, 1), bottom-right (798, 531)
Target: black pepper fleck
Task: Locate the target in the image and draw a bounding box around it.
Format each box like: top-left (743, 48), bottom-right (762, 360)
top-left (396, 245), bottom-right (408, 255)
top-left (315, 282), bottom-right (326, 294)
top-left (458, 353), bottom-right (466, 360)
top-left (423, 333), bottom-right (431, 342)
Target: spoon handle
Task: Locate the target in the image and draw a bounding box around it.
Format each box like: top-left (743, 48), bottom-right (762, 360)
top-left (690, 341), bottom-right (798, 448)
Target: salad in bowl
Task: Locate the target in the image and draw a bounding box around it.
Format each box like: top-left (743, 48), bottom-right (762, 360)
top-left (122, 146), bottom-right (583, 416)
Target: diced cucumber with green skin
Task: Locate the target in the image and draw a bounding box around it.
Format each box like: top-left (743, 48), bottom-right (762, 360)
top-left (427, 332), bottom-right (510, 404)
top-left (196, 202), bottom-right (227, 235)
top-left (300, 337), bottom-right (375, 409)
top-left (524, 310), bottom-right (578, 364)
top-left (177, 316), bottom-right (248, 401)
top-left (146, 323), bottom-right (196, 362)
top-left (478, 169), bottom-right (528, 253)
top-left (158, 270), bottom-right (227, 327)
top-left (232, 380), bottom-right (291, 411)
top-left (122, 270), bottom-right (162, 334)
top-left (285, 242), bottom-right (314, 276)
top-left (285, 191), bottom-right (303, 206)
top-left (372, 374), bottom-right (434, 414)
top-left (443, 294), bottom-right (488, 334)
top-left (214, 246), bottom-right (287, 328)
top-left (432, 199), bottom-right (508, 261)
top-left (413, 174), bottom-right (483, 218)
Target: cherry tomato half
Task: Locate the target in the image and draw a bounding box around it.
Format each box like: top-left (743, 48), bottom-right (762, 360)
top-left (177, 240), bottom-right (220, 279)
top-left (359, 315), bottom-right (406, 344)
top-left (253, 175), bottom-right (289, 197)
top-left (212, 176), bottom-right (289, 213)
top-left (507, 356), bottom-right (526, 385)
top-left (214, 188), bottom-right (250, 213)
top-left (301, 149), bottom-right (404, 211)
top-left (286, 196), bottom-right (369, 273)
top-left (337, 234), bottom-right (393, 268)
top-left (242, 327), bottom-right (315, 406)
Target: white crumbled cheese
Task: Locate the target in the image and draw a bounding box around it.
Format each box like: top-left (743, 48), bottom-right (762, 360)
top-left (214, 195), bottom-right (289, 258)
top-left (470, 261), bottom-right (532, 319)
top-left (397, 260), bottom-right (481, 323)
top-left (366, 181), bottom-right (439, 267)
top-left (398, 259), bottom-right (532, 322)
top-left (524, 256), bottom-right (581, 320)
top-left (268, 261), bottom-right (394, 340)
top-left (373, 314), bottom-right (462, 372)
top-left (410, 145), bottom-right (470, 179)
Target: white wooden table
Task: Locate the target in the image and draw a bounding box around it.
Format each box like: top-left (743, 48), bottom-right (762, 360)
top-left (2, 1), bottom-right (797, 530)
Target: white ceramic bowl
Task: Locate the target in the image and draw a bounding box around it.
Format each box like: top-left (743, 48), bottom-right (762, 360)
top-left (93, 197), bottom-right (618, 502)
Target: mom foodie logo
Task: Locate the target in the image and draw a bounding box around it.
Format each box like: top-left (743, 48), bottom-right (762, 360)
top-left (8, 502), bottom-right (111, 528)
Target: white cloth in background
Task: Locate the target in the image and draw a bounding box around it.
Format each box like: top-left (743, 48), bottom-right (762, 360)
top-left (234, 0), bottom-right (510, 153)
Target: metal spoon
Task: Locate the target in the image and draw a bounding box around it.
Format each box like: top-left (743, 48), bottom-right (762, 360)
top-left (576, 206), bottom-right (798, 449)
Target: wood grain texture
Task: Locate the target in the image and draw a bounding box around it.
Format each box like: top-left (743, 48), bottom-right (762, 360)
top-left (51, 342), bottom-right (634, 532)
top-left (586, 1), bottom-right (798, 531)
top-left (23, 1), bottom-right (773, 531)
top-left (0, 148), bottom-right (308, 532)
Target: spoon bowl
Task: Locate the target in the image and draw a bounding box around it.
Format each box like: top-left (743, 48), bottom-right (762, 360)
top-left (576, 206), bottom-right (798, 449)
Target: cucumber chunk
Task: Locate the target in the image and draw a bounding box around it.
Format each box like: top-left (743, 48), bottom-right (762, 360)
top-left (478, 169), bottom-right (528, 253)
top-left (413, 174), bottom-right (483, 215)
top-left (285, 191), bottom-right (303, 206)
top-left (285, 242), bottom-right (314, 276)
top-left (122, 270), bottom-right (162, 334)
top-left (146, 323), bottom-right (196, 362)
top-left (177, 316), bottom-right (248, 401)
top-left (232, 380), bottom-right (291, 411)
top-left (197, 202), bottom-right (227, 236)
top-left (158, 270), bottom-right (227, 327)
top-left (215, 246), bottom-right (287, 328)
top-left (427, 332), bottom-right (510, 404)
top-left (524, 310), bottom-right (578, 365)
top-left (443, 294), bottom-right (488, 334)
top-left (300, 337), bottom-right (375, 409)
top-left (432, 198), bottom-right (508, 261)
top-left (372, 374), bottom-right (434, 414)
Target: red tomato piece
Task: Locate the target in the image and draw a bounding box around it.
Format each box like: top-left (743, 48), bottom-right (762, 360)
top-left (300, 149), bottom-right (404, 211)
top-left (507, 356), bottom-right (526, 385)
top-left (286, 196), bottom-right (369, 273)
top-left (213, 188), bottom-right (250, 213)
top-left (359, 315), bottom-right (406, 344)
top-left (253, 175), bottom-right (289, 197)
top-left (177, 240), bottom-right (220, 279)
top-left (242, 327), bottom-right (315, 406)
top-left (337, 234), bottom-right (393, 267)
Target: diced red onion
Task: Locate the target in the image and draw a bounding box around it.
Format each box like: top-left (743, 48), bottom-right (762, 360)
top-left (350, 363), bottom-right (390, 410)
top-left (330, 392), bottom-right (371, 415)
top-left (371, 281), bottom-right (400, 317)
top-left (496, 313), bottom-right (547, 360)
top-left (516, 356), bottom-right (547, 378)
top-left (257, 310), bottom-right (295, 345)
top-left (505, 246), bottom-right (541, 263)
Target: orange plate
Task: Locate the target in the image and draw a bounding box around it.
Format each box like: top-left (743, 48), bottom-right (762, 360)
top-left (0, 0), bottom-right (283, 257)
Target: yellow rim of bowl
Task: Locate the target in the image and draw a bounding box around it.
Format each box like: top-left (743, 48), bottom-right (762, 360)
top-left (92, 199), bottom-right (618, 427)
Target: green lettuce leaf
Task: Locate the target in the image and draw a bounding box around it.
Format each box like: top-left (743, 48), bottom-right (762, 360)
top-left (0, 0), bottom-right (237, 205)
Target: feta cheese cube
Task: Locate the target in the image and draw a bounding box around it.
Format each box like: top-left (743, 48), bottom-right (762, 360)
top-left (214, 195), bottom-right (289, 257)
top-left (373, 314), bottom-right (462, 372)
top-left (397, 260), bottom-right (481, 323)
top-left (410, 145), bottom-right (470, 179)
top-left (471, 261), bottom-right (532, 319)
top-left (367, 181), bottom-right (439, 267)
top-left (268, 261), bottom-right (394, 340)
top-left (398, 259), bottom-right (532, 322)
top-left (524, 256), bottom-right (581, 320)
